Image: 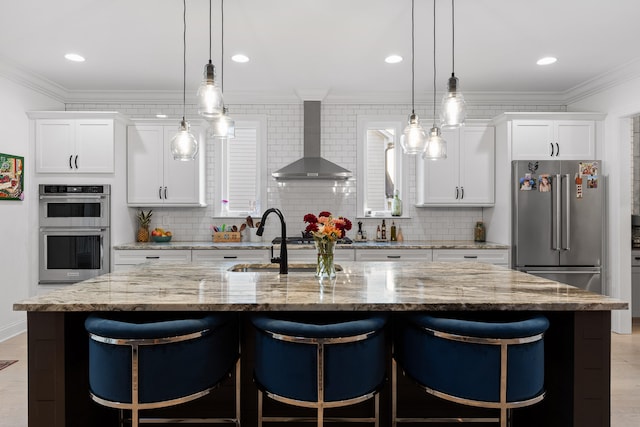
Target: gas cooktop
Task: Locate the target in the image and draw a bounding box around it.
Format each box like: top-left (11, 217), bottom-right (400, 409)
top-left (272, 236), bottom-right (353, 245)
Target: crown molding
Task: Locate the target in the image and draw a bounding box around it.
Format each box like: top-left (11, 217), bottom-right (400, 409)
top-left (563, 57), bottom-right (640, 105)
top-left (0, 60), bottom-right (67, 103)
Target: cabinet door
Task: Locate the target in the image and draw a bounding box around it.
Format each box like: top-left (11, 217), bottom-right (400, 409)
top-left (511, 120), bottom-right (555, 159)
top-left (36, 120), bottom-right (76, 173)
top-left (163, 126), bottom-right (203, 205)
top-left (418, 128), bottom-right (459, 204)
top-left (127, 126), bottom-right (165, 205)
top-left (555, 120), bottom-right (595, 160)
top-left (459, 126), bottom-right (495, 205)
top-left (75, 120), bottom-right (114, 173)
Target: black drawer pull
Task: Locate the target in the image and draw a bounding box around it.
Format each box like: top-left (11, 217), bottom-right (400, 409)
top-left (223, 256), bottom-right (238, 259)
top-left (463, 255), bottom-right (478, 259)
top-left (387, 255), bottom-right (401, 259)
top-left (145, 256), bottom-right (160, 259)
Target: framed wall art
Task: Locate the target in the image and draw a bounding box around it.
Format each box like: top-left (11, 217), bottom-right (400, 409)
top-left (0, 153), bottom-right (24, 201)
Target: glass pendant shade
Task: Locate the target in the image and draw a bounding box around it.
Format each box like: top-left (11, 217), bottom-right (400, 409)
top-left (423, 127), bottom-right (447, 160)
top-left (171, 119), bottom-right (199, 161)
top-left (210, 108), bottom-right (236, 139)
top-left (440, 75), bottom-right (467, 129)
top-left (197, 62), bottom-right (224, 118)
top-left (400, 113), bottom-right (428, 154)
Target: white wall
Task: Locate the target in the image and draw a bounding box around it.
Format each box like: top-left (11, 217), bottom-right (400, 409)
top-left (569, 76), bottom-right (640, 334)
top-left (0, 75), bottom-right (63, 342)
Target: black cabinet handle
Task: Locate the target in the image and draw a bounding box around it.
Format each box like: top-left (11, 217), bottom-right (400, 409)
top-left (455, 187), bottom-right (459, 199)
top-left (69, 155), bottom-right (73, 169)
top-left (74, 155), bottom-right (78, 169)
top-left (550, 143), bottom-right (554, 157)
top-left (556, 142), bottom-right (560, 156)
top-left (158, 187), bottom-right (162, 199)
top-left (387, 255), bottom-right (401, 259)
top-left (223, 256), bottom-right (238, 259)
top-left (463, 255), bottom-right (478, 259)
top-left (461, 187), bottom-right (464, 199)
top-left (164, 187), bottom-right (168, 199)
top-left (145, 256), bottom-right (160, 259)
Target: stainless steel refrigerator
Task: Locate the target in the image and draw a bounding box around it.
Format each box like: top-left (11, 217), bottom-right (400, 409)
top-left (512, 160), bottom-right (604, 294)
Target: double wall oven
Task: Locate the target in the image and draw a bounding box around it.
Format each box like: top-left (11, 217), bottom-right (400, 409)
top-left (39, 184), bottom-right (110, 285)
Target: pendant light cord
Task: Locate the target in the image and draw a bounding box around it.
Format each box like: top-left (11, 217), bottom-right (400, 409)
top-left (411, 0), bottom-right (415, 115)
top-left (182, 0), bottom-right (187, 121)
top-left (432, 0), bottom-right (437, 126)
top-left (221, 0), bottom-right (225, 96)
top-left (451, 0), bottom-right (455, 74)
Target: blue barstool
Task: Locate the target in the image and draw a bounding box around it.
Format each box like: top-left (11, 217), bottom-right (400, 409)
top-left (393, 314), bottom-right (549, 427)
top-left (251, 313), bottom-right (388, 427)
top-left (85, 312), bottom-right (240, 427)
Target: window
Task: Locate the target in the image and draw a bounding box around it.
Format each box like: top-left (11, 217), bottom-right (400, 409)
top-left (356, 116), bottom-right (407, 217)
top-left (213, 115), bottom-right (267, 217)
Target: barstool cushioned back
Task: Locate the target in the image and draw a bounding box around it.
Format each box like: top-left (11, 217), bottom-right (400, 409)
top-left (396, 314), bottom-right (549, 403)
top-left (85, 312), bottom-right (238, 404)
top-left (251, 314), bottom-right (387, 402)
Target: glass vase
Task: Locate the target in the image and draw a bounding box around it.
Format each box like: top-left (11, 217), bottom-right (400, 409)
top-left (314, 239), bottom-right (336, 279)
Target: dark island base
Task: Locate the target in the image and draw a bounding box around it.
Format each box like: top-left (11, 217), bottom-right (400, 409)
top-left (27, 310), bottom-right (611, 427)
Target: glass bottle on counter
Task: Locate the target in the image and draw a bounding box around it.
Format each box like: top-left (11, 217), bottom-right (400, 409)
top-left (390, 221), bottom-right (397, 241)
top-left (391, 190), bottom-right (402, 216)
top-left (474, 221), bottom-right (486, 242)
top-left (381, 219), bottom-right (387, 240)
top-left (376, 225), bottom-right (381, 240)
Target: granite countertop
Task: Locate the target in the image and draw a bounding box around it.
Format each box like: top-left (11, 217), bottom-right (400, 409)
top-left (14, 261), bottom-right (625, 312)
top-left (113, 240), bottom-right (510, 250)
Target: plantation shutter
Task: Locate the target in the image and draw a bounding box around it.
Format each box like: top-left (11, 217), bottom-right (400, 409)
top-left (226, 127), bottom-right (258, 213)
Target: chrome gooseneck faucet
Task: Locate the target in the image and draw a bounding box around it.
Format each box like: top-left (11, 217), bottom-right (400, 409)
top-left (256, 208), bottom-right (288, 275)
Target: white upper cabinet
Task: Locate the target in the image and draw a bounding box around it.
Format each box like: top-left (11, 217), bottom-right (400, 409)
top-left (417, 123), bottom-right (495, 207)
top-left (127, 123), bottom-right (205, 207)
top-left (511, 119), bottom-right (595, 160)
top-left (30, 112), bottom-right (121, 173)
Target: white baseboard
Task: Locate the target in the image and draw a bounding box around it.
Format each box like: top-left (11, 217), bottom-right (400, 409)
top-left (0, 319), bottom-right (27, 343)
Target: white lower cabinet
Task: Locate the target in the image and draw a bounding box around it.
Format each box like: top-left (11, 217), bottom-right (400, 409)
top-left (287, 248), bottom-right (355, 263)
top-left (355, 249), bottom-right (432, 262)
top-left (192, 249), bottom-right (270, 264)
top-left (432, 249), bottom-right (509, 267)
top-left (113, 250), bottom-right (192, 271)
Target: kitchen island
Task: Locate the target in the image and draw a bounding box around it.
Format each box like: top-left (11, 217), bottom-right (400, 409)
top-left (14, 261), bottom-right (626, 427)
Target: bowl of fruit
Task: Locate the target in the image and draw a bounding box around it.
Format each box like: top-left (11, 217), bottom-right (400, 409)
top-left (151, 228), bottom-right (172, 242)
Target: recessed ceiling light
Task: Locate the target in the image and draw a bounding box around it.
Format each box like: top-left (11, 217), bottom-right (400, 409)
top-left (385, 55), bottom-right (403, 64)
top-left (536, 56), bottom-right (557, 66)
top-left (231, 54), bottom-right (250, 63)
top-left (64, 53), bottom-right (85, 62)
top-left (156, 114), bottom-right (168, 118)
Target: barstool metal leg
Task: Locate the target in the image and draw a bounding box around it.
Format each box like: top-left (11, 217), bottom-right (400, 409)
top-left (391, 358), bottom-right (397, 427)
top-left (235, 358), bottom-right (241, 426)
top-left (258, 389), bottom-right (264, 427)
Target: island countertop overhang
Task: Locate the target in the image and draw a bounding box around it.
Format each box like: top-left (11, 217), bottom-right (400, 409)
top-left (14, 261), bottom-right (627, 312)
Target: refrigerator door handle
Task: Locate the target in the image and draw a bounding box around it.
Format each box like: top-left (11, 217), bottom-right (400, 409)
top-left (553, 173), bottom-right (561, 251)
top-left (522, 270), bottom-right (599, 275)
top-left (564, 173), bottom-right (571, 251)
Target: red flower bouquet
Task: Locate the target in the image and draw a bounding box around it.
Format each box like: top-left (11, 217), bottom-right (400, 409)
top-left (303, 211), bottom-right (352, 242)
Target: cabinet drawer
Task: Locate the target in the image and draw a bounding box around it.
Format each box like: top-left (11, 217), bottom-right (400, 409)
top-left (287, 249), bottom-right (355, 262)
top-left (192, 249), bottom-right (270, 263)
top-left (432, 249), bottom-right (509, 265)
top-left (355, 249), bottom-right (432, 262)
top-left (113, 249), bottom-right (191, 265)
top-left (632, 251), bottom-right (640, 267)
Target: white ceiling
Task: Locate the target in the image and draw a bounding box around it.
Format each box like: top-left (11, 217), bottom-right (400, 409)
top-left (2, 0), bottom-right (640, 103)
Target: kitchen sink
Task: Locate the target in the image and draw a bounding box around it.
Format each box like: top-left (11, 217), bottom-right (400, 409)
top-left (228, 263), bottom-right (343, 273)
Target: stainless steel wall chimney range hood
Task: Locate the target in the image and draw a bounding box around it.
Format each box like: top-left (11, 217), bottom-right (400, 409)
top-left (272, 101), bottom-right (352, 180)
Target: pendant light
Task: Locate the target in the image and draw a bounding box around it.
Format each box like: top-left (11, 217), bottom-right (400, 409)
top-left (400, 0), bottom-right (428, 155)
top-left (440, 0), bottom-right (466, 129)
top-left (210, 0), bottom-right (235, 139)
top-left (170, 0), bottom-right (198, 161)
top-left (197, 0), bottom-right (224, 118)
top-left (424, 0), bottom-right (447, 160)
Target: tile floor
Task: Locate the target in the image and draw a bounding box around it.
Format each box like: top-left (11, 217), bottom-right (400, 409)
top-left (0, 319), bottom-right (638, 426)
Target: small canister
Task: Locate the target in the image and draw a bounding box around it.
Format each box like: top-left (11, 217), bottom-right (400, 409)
top-left (474, 221), bottom-right (486, 243)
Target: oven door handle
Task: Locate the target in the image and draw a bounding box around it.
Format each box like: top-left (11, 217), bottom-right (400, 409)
top-left (39, 195), bottom-right (107, 200)
top-left (40, 228), bottom-right (108, 232)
